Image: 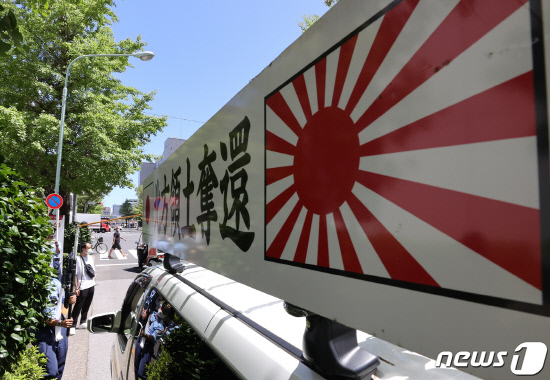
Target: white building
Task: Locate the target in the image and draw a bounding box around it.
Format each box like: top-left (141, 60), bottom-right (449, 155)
top-left (139, 137), bottom-right (186, 185)
top-left (139, 163), bottom-right (156, 185)
top-left (158, 137), bottom-right (186, 166)
top-left (127, 199), bottom-right (139, 207)
top-left (112, 204), bottom-right (122, 218)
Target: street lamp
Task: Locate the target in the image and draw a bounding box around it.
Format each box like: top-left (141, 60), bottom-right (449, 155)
top-left (53, 51), bottom-right (155, 242)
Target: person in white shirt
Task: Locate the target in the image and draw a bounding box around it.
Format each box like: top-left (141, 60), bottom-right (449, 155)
top-left (70, 242), bottom-right (96, 335)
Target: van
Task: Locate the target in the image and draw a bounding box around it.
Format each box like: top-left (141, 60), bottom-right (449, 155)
top-left (87, 255), bottom-right (480, 380)
top-left (133, 0), bottom-right (550, 378)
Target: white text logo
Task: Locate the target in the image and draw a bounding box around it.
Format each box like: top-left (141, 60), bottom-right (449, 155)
top-left (435, 342), bottom-right (547, 375)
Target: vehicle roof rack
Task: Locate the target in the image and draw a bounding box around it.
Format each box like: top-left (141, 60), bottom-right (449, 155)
top-left (163, 252), bottom-right (185, 274)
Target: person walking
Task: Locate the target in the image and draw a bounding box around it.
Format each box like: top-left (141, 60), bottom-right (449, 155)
top-left (108, 226), bottom-right (127, 259)
top-left (34, 256), bottom-right (76, 379)
top-left (70, 242), bottom-right (96, 335)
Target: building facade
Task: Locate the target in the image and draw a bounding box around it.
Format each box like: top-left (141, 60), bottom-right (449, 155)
top-left (139, 137), bottom-right (186, 185)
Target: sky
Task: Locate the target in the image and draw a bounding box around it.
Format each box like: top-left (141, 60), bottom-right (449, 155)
top-left (101, 0), bottom-right (332, 209)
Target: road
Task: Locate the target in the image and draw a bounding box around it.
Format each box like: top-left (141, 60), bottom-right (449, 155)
top-left (62, 228), bottom-right (148, 380)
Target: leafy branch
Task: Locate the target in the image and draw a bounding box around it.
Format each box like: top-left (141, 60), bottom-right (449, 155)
top-left (298, 0), bottom-right (339, 33)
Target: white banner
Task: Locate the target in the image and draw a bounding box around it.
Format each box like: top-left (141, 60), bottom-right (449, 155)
top-left (142, 1), bottom-right (550, 378)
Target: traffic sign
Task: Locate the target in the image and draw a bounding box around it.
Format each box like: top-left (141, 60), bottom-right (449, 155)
top-left (46, 193), bottom-right (63, 209)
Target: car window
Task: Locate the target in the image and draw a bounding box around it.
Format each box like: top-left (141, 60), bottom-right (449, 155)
top-left (118, 274), bottom-right (151, 351)
top-left (121, 274), bottom-right (151, 325)
top-left (134, 289), bottom-right (239, 379)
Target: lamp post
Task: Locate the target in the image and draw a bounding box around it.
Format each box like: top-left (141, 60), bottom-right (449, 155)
top-left (53, 51), bottom-right (155, 242)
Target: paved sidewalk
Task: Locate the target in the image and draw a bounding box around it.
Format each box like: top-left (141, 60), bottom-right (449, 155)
top-left (62, 277), bottom-right (134, 379)
top-left (62, 320), bottom-right (88, 380)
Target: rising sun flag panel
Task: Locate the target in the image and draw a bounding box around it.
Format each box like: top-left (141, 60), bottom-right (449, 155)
top-left (264, 0), bottom-right (541, 305)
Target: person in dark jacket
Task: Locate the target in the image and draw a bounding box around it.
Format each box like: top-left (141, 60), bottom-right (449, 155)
top-left (34, 256), bottom-right (76, 379)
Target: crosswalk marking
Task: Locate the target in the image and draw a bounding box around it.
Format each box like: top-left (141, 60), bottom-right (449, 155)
top-left (99, 249), bottom-right (137, 260)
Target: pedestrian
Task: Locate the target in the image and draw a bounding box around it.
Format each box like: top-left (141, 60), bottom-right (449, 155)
top-left (34, 255), bottom-right (77, 379)
top-left (108, 226), bottom-right (127, 259)
top-left (70, 242), bottom-right (96, 335)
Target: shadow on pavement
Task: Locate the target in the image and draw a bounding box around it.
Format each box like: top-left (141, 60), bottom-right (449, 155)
top-left (123, 266), bottom-right (144, 274)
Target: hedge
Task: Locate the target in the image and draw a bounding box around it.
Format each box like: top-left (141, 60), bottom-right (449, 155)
top-left (146, 319), bottom-right (238, 380)
top-left (1, 345), bottom-right (47, 380)
top-left (0, 160), bottom-right (54, 376)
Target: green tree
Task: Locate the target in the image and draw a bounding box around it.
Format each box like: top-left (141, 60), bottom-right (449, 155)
top-left (77, 194), bottom-right (103, 214)
top-left (119, 199), bottom-right (134, 217)
top-left (119, 199), bottom-right (134, 227)
top-left (1, 1), bottom-right (51, 57)
top-left (133, 185), bottom-right (143, 224)
top-left (0, 159), bottom-right (53, 375)
top-left (87, 204), bottom-right (103, 214)
top-left (63, 222), bottom-right (91, 254)
top-left (0, 4), bottom-right (23, 56)
top-left (298, 0), bottom-right (338, 33)
top-left (0, 0), bottom-right (167, 225)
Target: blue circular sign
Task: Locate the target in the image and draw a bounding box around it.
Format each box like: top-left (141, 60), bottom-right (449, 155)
top-left (46, 193), bottom-right (63, 209)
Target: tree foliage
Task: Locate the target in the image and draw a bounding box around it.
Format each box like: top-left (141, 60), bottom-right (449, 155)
top-left (63, 222), bottom-right (91, 254)
top-left (77, 194), bottom-right (103, 214)
top-left (145, 319), bottom-right (238, 380)
top-left (1, 345), bottom-right (47, 380)
top-left (0, 0), bottom-right (167, 222)
top-left (133, 185), bottom-right (143, 223)
top-left (0, 1), bottom-right (51, 57)
top-left (298, 0), bottom-right (338, 33)
top-left (0, 4), bottom-right (23, 56)
top-left (0, 159), bottom-right (53, 375)
top-left (119, 199), bottom-right (134, 217)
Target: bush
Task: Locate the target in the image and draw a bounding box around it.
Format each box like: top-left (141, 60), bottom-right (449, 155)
top-left (1, 345), bottom-right (46, 380)
top-left (0, 161), bottom-right (54, 376)
top-left (63, 222), bottom-right (91, 254)
top-left (146, 320), bottom-right (238, 380)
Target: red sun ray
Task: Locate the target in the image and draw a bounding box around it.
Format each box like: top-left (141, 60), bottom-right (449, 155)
top-left (266, 184), bottom-right (296, 225)
top-left (266, 92), bottom-right (303, 137)
top-left (347, 193), bottom-right (439, 286)
top-left (359, 71), bottom-right (536, 156)
top-left (266, 166), bottom-right (294, 186)
top-left (315, 57), bottom-right (327, 111)
top-left (266, 200), bottom-right (304, 260)
top-left (293, 74), bottom-right (312, 122)
top-left (333, 209), bottom-right (364, 274)
top-left (294, 210), bottom-right (314, 264)
top-left (345, 0), bottom-right (420, 114)
top-left (355, 0), bottom-right (529, 134)
top-left (266, 130), bottom-right (296, 156)
top-left (356, 171), bottom-right (541, 289)
top-left (332, 34), bottom-right (358, 107)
